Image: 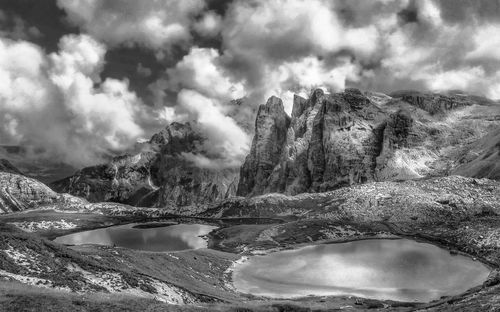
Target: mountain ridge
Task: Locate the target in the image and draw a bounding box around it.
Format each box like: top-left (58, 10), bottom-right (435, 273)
top-left (48, 88), bottom-right (500, 207)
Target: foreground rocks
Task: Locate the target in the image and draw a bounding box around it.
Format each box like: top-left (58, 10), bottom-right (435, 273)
top-left (1, 173), bottom-right (500, 311)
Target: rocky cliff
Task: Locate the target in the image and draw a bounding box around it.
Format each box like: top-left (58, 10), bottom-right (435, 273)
top-left (0, 172), bottom-right (59, 213)
top-left (237, 88), bottom-right (500, 196)
top-left (51, 122), bottom-right (239, 207)
top-left (237, 96), bottom-right (290, 196)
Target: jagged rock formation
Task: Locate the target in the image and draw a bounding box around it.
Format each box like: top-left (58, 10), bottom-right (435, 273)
top-left (237, 96), bottom-right (290, 196)
top-left (0, 159), bottom-right (23, 175)
top-left (51, 88), bottom-right (500, 204)
top-left (0, 172), bottom-right (58, 213)
top-left (52, 122), bottom-right (239, 207)
top-left (238, 89), bottom-right (394, 195)
top-left (237, 88), bottom-right (500, 196)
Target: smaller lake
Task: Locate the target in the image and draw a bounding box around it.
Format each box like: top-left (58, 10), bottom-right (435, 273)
top-left (54, 223), bottom-right (217, 252)
top-left (232, 239), bottom-right (491, 302)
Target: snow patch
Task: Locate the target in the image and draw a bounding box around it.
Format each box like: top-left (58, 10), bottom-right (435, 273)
top-left (66, 263), bottom-right (190, 304)
top-left (0, 269), bottom-right (71, 291)
top-left (2, 245), bottom-right (48, 274)
top-left (10, 219), bottom-right (77, 232)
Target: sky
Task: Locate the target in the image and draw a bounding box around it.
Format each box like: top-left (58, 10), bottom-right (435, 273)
top-left (0, 0), bottom-right (499, 169)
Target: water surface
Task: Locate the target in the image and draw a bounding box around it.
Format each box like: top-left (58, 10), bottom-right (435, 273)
top-left (54, 223), bottom-right (217, 252)
top-left (233, 239), bottom-right (490, 302)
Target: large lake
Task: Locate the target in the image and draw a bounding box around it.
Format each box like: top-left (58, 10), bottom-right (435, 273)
top-left (54, 223), bottom-right (217, 252)
top-left (232, 239), bottom-right (490, 302)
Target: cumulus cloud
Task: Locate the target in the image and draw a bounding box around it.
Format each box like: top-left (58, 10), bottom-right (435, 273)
top-left (467, 24), bottom-right (500, 61)
top-left (147, 0), bottom-right (500, 169)
top-left (151, 47), bottom-right (250, 168)
top-left (57, 0), bottom-right (206, 49)
top-left (194, 11), bottom-right (222, 37)
top-left (0, 34), bottom-right (153, 166)
top-left (166, 47), bottom-right (245, 102)
top-left (176, 89), bottom-right (250, 168)
top-left (216, 0), bottom-right (387, 103)
top-left (0, 10), bottom-right (41, 41)
top-left (4, 0), bottom-right (500, 170)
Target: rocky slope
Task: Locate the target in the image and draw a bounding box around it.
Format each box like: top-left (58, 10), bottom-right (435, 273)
top-left (51, 122), bottom-right (239, 208)
top-left (237, 88), bottom-right (500, 196)
top-left (0, 172), bottom-right (59, 213)
top-left (453, 127), bottom-right (500, 180)
top-left (206, 175), bottom-right (500, 222)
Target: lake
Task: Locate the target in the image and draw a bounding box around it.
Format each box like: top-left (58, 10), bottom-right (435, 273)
top-left (232, 238), bottom-right (490, 302)
top-left (54, 223), bottom-right (217, 252)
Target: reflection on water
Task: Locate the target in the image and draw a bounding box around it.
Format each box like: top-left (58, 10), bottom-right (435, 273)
top-left (54, 223), bottom-right (217, 252)
top-left (233, 239), bottom-right (491, 302)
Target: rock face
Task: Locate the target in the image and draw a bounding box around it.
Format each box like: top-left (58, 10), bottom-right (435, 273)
top-left (237, 96), bottom-right (290, 196)
top-left (238, 89), bottom-right (389, 195)
top-left (52, 122), bottom-right (239, 208)
top-left (237, 88), bottom-right (500, 196)
top-left (0, 172), bottom-right (59, 213)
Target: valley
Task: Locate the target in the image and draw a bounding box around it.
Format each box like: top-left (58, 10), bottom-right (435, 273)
top-left (1, 89), bottom-right (500, 311)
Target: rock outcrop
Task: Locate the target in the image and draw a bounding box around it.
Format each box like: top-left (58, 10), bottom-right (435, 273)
top-left (237, 88), bottom-right (500, 197)
top-left (0, 172), bottom-right (59, 213)
top-left (238, 89), bottom-right (388, 195)
top-left (52, 122), bottom-right (239, 208)
top-left (237, 96), bottom-right (290, 196)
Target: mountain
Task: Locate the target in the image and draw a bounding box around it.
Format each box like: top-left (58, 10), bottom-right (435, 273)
top-left (0, 145), bottom-right (76, 184)
top-left (237, 88), bottom-right (500, 196)
top-left (51, 122), bottom-right (239, 208)
top-left (0, 159), bottom-right (23, 175)
top-left (50, 88), bottom-right (500, 206)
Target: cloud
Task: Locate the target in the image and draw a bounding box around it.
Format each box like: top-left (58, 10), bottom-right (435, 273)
top-left (0, 34), bottom-right (154, 166)
top-left (176, 89), bottom-right (250, 168)
top-left (194, 11), bottom-right (222, 37)
top-left (137, 63), bottom-right (152, 78)
top-left (0, 10), bottom-right (42, 41)
top-left (166, 47), bottom-right (245, 102)
top-left (147, 0), bottom-right (500, 170)
top-left (57, 0), bottom-right (206, 50)
top-left (467, 24), bottom-right (500, 61)
top-left (4, 0), bottom-right (500, 171)
top-left (156, 47), bottom-right (253, 168)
